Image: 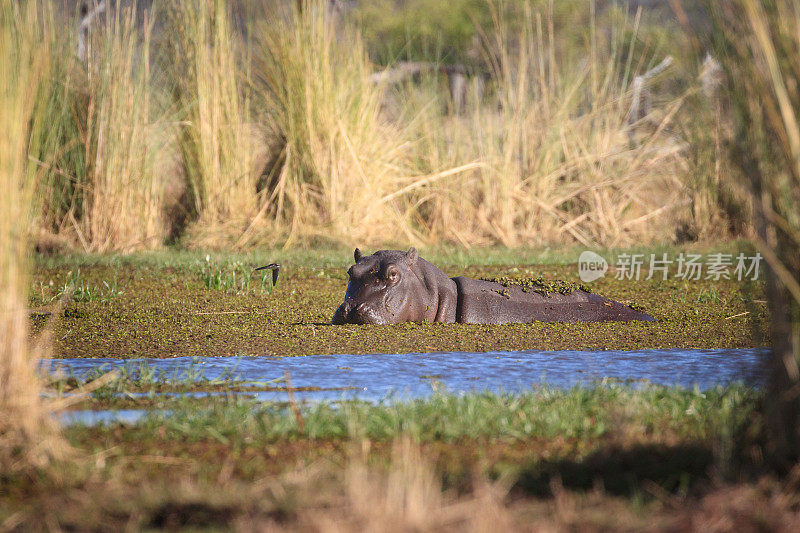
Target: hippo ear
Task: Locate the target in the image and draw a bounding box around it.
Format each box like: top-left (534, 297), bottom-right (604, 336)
top-left (354, 248), bottom-right (362, 262)
top-left (406, 247), bottom-right (418, 265)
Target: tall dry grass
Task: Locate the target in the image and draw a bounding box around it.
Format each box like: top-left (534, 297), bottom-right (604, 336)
top-left (305, 437), bottom-right (638, 531)
top-left (168, 0), bottom-right (263, 248)
top-left (80, 4), bottom-right (165, 251)
top-left (0, 0), bottom-right (64, 470)
top-left (32, 1), bottom-right (167, 252)
top-left (703, 0), bottom-right (800, 466)
top-left (22, 0), bottom-right (720, 250)
top-left (306, 437), bottom-right (515, 531)
top-left (250, 1), bottom-right (691, 248)
top-left (393, 2), bottom-right (689, 247)
top-left (253, 2), bottom-right (416, 247)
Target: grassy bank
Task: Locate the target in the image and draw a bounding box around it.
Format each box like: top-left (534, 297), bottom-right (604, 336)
top-left (3, 384), bottom-right (785, 530)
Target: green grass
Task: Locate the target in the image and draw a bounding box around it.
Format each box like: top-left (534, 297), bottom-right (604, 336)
top-left (197, 256), bottom-right (276, 294)
top-left (107, 383), bottom-right (756, 444)
top-left (33, 240), bottom-right (756, 272)
top-left (41, 383), bottom-right (763, 526)
top-left (31, 268), bottom-right (123, 305)
top-left (696, 286), bottom-right (722, 304)
top-left (2, 380), bottom-right (775, 531)
top-left (50, 358), bottom-right (757, 443)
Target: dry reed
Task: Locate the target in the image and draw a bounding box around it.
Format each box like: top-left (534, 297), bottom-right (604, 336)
top-left (307, 437), bottom-right (515, 532)
top-left (0, 0), bottom-right (64, 470)
top-left (24, 1), bottom-right (726, 249)
top-left (31, 1), bottom-right (167, 253)
top-left (251, 1), bottom-right (692, 248)
top-left (253, 2), bottom-right (415, 247)
top-left (80, 4), bottom-right (165, 251)
top-left (702, 0), bottom-right (800, 465)
top-left (393, 2), bottom-right (690, 247)
top-left (169, 0), bottom-right (263, 248)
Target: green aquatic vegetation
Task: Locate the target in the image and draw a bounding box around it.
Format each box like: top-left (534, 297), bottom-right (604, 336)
top-left (696, 287), bottom-right (722, 304)
top-left (480, 276), bottom-right (592, 296)
top-left (628, 302), bottom-right (647, 312)
top-left (47, 359), bottom-right (355, 407)
top-left (198, 256), bottom-right (275, 294)
top-left (29, 252), bottom-right (768, 358)
top-left (31, 268), bottom-right (123, 304)
top-left (48, 358), bottom-right (251, 398)
top-left (99, 383), bottom-right (759, 444)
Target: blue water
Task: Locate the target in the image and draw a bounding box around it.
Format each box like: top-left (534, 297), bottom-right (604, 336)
top-left (50, 348), bottom-right (767, 425)
top-left (59, 409), bottom-right (152, 426)
top-left (46, 348), bottom-right (767, 406)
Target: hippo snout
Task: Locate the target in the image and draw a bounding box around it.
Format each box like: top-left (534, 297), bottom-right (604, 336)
top-left (331, 300), bottom-right (352, 325)
top-left (331, 299), bottom-right (387, 325)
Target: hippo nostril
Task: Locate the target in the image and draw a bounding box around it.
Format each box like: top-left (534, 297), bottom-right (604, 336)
top-left (345, 301), bottom-right (375, 324)
top-left (349, 302), bottom-right (364, 318)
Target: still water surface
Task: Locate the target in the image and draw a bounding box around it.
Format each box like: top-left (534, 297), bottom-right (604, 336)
top-left (50, 348), bottom-right (766, 425)
top-left (47, 347), bottom-right (766, 407)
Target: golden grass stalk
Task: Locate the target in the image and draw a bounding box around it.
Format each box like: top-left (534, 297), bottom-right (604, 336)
top-left (253, 1), bottom-right (415, 247)
top-left (170, 0), bottom-right (262, 248)
top-left (19, 1), bottom-right (724, 249)
top-left (395, 1), bottom-right (688, 247)
top-left (29, 2), bottom-right (166, 252)
top-left (0, 0), bottom-right (64, 470)
top-left (79, 3), bottom-right (165, 252)
top-left (250, 1), bottom-right (691, 248)
top-left (308, 437), bottom-right (513, 531)
top-left (702, 0), bottom-right (800, 464)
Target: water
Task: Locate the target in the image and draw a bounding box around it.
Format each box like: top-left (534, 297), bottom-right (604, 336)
top-left (50, 348), bottom-right (767, 425)
top-left (46, 347), bottom-right (766, 406)
top-left (58, 409), bottom-right (152, 426)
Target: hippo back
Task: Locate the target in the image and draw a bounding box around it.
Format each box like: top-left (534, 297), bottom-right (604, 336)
top-left (452, 277), bottom-right (655, 324)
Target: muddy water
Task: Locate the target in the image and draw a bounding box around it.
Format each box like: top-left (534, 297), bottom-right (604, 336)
top-left (48, 347), bottom-right (766, 403)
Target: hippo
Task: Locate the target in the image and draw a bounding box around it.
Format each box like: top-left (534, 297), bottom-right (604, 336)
top-left (331, 248), bottom-right (655, 325)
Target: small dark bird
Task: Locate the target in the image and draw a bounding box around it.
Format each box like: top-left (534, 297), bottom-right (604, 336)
top-left (254, 263), bottom-right (281, 286)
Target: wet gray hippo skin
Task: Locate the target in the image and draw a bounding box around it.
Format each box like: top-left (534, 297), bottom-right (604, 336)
top-left (331, 248), bottom-right (655, 325)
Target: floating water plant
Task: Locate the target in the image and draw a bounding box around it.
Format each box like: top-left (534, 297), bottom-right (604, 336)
top-left (480, 276), bottom-right (592, 297)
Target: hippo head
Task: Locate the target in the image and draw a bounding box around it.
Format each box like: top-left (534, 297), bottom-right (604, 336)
top-left (331, 247), bottom-right (424, 325)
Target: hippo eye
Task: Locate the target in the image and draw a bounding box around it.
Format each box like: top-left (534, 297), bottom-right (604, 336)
top-left (386, 268), bottom-right (398, 282)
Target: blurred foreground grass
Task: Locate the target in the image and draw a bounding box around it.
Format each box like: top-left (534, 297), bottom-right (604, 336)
top-left (3, 382), bottom-right (782, 530)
